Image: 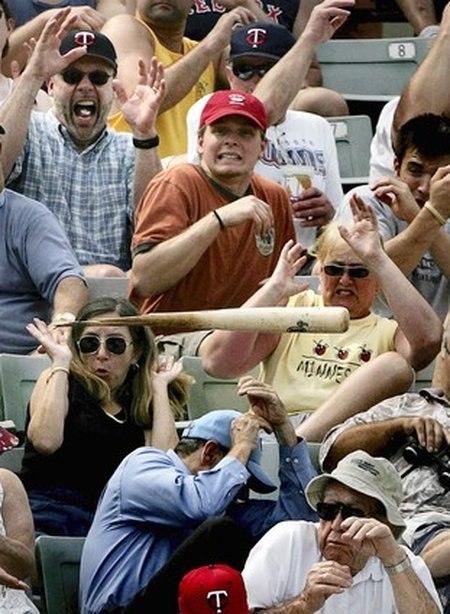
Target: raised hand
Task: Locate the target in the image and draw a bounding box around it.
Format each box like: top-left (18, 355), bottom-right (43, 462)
top-left (339, 194), bottom-right (383, 265)
top-left (113, 57), bottom-right (165, 139)
top-left (264, 240), bottom-right (308, 303)
top-left (204, 7), bottom-right (257, 54)
top-left (371, 176), bottom-right (420, 223)
top-left (429, 164), bottom-right (450, 221)
top-left (303, 0), bottom-right (355, 45)
top-left (340, 516), bottom-right (403, 566)
top-left (237, 376), bottom-right (288, 426)
top-left (151, 355), bottom-right (183, 388)
top-left (23, 9), bottom-right (87, 82)
top-left (26, 318), bottom-right (72, 366)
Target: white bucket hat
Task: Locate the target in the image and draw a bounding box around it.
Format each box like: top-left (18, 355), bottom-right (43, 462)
top-left (305, 450), bottom-right (406, 534)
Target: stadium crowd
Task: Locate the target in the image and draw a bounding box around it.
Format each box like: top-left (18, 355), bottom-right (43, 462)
top-left (0, 0), bottom-right (448, 612)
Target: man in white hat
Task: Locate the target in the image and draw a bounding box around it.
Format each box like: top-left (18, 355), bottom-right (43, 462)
top-left (242, 450), bottom-right (442, 613)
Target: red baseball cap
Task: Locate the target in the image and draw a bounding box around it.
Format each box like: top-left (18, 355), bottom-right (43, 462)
top-left (178, 564), bottom-right (249, 614)
top-left (199, 90), bottom-right (267, 132)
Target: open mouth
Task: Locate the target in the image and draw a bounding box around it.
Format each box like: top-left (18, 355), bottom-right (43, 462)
top-left (218, 152), bottom-right (242, 161)
top-left (73, 100), bottom-right (97, 123)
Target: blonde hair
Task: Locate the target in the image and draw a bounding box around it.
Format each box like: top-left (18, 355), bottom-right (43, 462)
top-left (312, 222), bottom-right (349, 262)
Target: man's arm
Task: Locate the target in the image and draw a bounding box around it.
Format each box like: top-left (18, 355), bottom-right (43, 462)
top-left (0, 10), bottom-right (87, 178)
top-left (102, 8), bottom-right (254, 115)
top-left (51, 276), bottom-right (88, 322)
top-left (393, 4), bottom-right (450, 138)
top-left (131, 194), bottom-right (274, 297)
top-left (200, 241), bottom-right (307, 378)
top-left (253, 0), bottom-right (354, 124)
top-left (394, 0), bottom-right (437, 35)
top-left (0, 470), bottom-right (35, 581)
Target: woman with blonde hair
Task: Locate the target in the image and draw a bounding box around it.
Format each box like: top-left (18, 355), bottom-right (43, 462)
top-left (20, 297), bottom-right (190, 536)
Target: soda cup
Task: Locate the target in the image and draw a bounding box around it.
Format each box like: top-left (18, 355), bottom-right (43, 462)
top-left (281, 165), bottom-right (316, 250)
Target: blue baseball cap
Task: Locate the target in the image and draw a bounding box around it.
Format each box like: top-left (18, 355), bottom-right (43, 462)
top-left (182, 410), bottom-right (276, 494)
top-left (230, 22), bottom-right (296, 62)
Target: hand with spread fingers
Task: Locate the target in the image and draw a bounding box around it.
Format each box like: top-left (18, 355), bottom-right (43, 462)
top-left (339, 194), bottom-right (383, 265)
top-left (113, 57), bottom-right (166, 139)
top-left (26, 318), bottom-right (72, 366)
top-left (151, 355), bottom-right (183, 388)
top-left (262, 240), bottom-right (308, 305)
top-left (23, 9), bottom-right (87, 82)
top-left (370, 176), bottom-right (420, 224)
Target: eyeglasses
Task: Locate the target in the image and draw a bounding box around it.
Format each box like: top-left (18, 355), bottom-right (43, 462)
top-left (316, 501), bottom-right (367, 521)
top-left (231, 64), bottom-right (274, 81)
top-left (61, 68), bottom-right (112, 86)
top-left (323, 264), bottom-right (370, 279)
top-left (77, 335), bottom-right (132, 355)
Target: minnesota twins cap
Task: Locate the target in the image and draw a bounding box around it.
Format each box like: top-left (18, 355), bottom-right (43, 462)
top-left (230, 22), bottom-right (296, 61)
top-left (59, 30), bottom-right (117, 72)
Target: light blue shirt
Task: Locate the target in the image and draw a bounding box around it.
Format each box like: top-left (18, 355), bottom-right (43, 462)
top-left (8, 111), bottom-right (135, 270)
top-left (80, 441), bottom-right (317, 612)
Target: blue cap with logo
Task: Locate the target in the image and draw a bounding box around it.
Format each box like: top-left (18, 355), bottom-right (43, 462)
top-left (230, 22), bottom-right (296, 62)
top-left (182, 409), bottom-right (276, 494)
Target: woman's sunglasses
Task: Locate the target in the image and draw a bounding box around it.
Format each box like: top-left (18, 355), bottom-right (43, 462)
top-left (231, 64), bottom-right (274, 81)
top-left (316, 501), bottom-right (367, 521)
top-left (77, 335), bottom-right (132, 356)
top-left (323, 264), bottom-right (370, 279)
top-left (61, 68), bottom-right (112, 86)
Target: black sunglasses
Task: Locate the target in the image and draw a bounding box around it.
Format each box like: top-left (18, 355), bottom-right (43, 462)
top-left (231, 64), bottom-right (274, 81)
top-left (316, 501), bottom-right (367, 521)
top-left (61, 68), bottom-right (112, 86)
top-left (323, 264), bottom-right (370, 279)
top-left (77, 335), bottom-right (132, 355)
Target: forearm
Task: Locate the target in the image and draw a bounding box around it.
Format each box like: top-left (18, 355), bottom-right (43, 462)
top-left (394, 0), bottom-right (436, 34)
top-left (52, 277), bottom-right (88, 319)
top-left (389, 564), bottom-right (440, 614)
top-left (28, 370), bottom-right (70, 454)
top-left (3, 13), bottom-right (49, 74)
top-left (148, 383), bottom-right (179, 451)
top-left (133, 143), bottom-right (162, 207)
top-left (256, 595), bottom-right (309, 613)
top-left (384, 208), bottom-right (443, 276)
top-left (324, 418), bottom-right (407, 470)
top-left (0, 73), bottom-right (42, 177)
top-left (0, 536), bottom-right (33, 580)
top-left (374, 252), bottom-right (442, 365)
top-left (429, 229), bottom-right (450, 277)
top-left (131, 212), bottom-right (221, 296)
top-left (253, 32), bottom-right (316, 124)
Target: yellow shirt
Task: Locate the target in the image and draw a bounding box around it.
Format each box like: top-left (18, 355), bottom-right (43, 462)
top-left (261, 290), bottom-right (398, 415)
top-left (108, 19), bottom-right (215, 158)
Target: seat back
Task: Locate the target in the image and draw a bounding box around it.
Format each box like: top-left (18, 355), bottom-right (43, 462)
top-left (0, 354), bottom-right (50, 431)
top-left (326, 115), bottom-right (373, 181)
top-left (318, 37), bottom-right (430, 99)
top-left (181, 356), bottom-right (251, 419)
top-left (35, 536), bottom-right (85, 614)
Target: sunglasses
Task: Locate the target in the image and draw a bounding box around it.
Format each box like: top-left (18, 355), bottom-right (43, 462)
top-left (231, 64), bottom-right (274, 81)
top-left (316, 501), bottom-right (367, 521)
top-left (77, 335), bottom-right (133, 355)
top-left (61, 68), bottom-right (112, 86)
top-left (323, 264), bottom-right (370, 279)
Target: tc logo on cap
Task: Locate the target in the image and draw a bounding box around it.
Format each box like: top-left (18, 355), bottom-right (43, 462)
top-left (74, 31), bottom-right (96, 47)
top-left (245, 27), bottom-right (268, 48)
top-left (207, 590), bottom-right (228, 613)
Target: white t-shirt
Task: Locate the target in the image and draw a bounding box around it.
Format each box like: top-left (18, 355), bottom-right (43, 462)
top-left (186, 95), bottom-right (343, 212)
top-left (243, 520), bottom-right (442, 613)
top-left (369, 97), bottom-right (399, 184)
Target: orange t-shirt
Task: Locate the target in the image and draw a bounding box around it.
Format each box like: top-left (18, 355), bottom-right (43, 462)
top-left (131, 164), bottom-right (295, 328)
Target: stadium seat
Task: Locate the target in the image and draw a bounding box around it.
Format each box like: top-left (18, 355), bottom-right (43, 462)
top-left (326, 115), bottom-right (373, 185)
top-left (317, 37), bottom-right (430, 100)
top-left (36, 535), bottom-right (85, 614)
top-left (181, 356), bottom-right (251, 419)
top-left (0, 354), bottom-right (50, 431)
top-left (85, 276), bottom-right (129, 300)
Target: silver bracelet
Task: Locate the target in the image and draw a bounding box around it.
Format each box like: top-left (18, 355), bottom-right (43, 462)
top-left (384, 555), bottom-right (412, 576)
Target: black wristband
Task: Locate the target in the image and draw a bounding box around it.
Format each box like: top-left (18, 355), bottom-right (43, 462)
top-left (213, 209), bottom-right (225, 230)
top-left (133, 135), bottom-right (160, 149)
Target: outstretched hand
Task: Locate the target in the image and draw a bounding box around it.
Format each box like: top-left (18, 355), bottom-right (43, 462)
top-left (23, 8), bottom-right (87, 82)
top-left (304, 0), bottom-right (355, 44)
top-left (26, 318), bottom-right (72, 365)
top-left (264, 240), bottom-right (308, 304)
top-left (152, 355), bottom-right (183, 388)
top-left (113, 57), bottom-right (166, 138)
top-left (339, 194), bottom-right (383, 265)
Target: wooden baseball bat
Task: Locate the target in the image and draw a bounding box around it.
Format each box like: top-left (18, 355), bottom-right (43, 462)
top-left (61, 307), bottom-right (349, 333)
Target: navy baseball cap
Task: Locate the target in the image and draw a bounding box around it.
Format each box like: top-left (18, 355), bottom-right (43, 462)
top-left (60, 30), bottom-right (117, 72)
top-left (230, 22), bottom-right (296, 62)
top-left (182, 410), bottom-right (276, 494)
